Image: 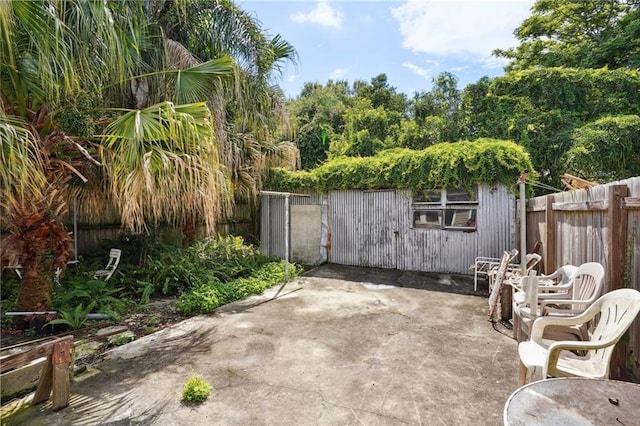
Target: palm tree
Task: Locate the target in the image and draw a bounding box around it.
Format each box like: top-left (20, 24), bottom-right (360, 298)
top-left (153, 0), bottom-right (301, 204)
top-left (1, 1), bottom-right (234, 322)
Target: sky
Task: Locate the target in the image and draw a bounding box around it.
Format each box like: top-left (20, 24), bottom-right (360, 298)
top-left (239, 0), bottom-right (536, 98)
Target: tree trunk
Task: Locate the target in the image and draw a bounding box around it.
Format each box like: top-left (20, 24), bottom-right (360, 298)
top-left (9, 212), bottom-right (73, 330)
top-left (183, 215), bottom-right (197, 246)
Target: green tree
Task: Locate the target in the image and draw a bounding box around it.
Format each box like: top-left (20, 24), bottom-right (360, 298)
top-left (0, 1), bottom-right (235, 318)
top-left (460, 76), bottom-right (492, 140)
top-left (494, 0), bottom-right (640, 70)
top-left (464, 68), bottom-right (640, 188)
top-left (152, 0), bottom-right (300, 203)
top-left (353, 73), bottom-right (408, 114)
top-left (567, 115), bottom-right (640, 181)
top-left (330, 98), bottom-right (403, 157)
top-left (289, 81), bottom-right (350, 169)
top-left (410, 72), bottom-right (463, 143)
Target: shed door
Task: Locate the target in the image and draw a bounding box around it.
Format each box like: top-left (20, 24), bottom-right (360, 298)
top-left (329, 190), bottom-right (398, 268)
top-left (363, 191), bottom-right (397, 268)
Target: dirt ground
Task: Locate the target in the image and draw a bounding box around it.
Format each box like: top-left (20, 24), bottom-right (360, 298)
top-left (2, 264), bottom-right (520, 425)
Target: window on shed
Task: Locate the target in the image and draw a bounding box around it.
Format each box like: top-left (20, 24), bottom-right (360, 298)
top-left (412, 187), bottom-right (478, 231)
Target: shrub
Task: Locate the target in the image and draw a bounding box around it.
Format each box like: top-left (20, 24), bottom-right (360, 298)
top-left (176, 261), bottom-right (300, 316)
top-left (567, 115), bottom-right (640, 181)
top-left (138, 235), bottom-right (276, 296)
top-left (182, 375), bottom-right (212, 403)
top-left (46, 302), bottom-right (96, 330)
top-left (53, 274), bottom-right (128, 319)
top-left (109, 331), bottom-right (135, 346)
top-left (176, 283), bottom-right (222, 316)
top-left (266, 139), bottom-right (533, 193)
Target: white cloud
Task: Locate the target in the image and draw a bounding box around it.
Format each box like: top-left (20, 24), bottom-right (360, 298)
top-left (403, 62), bottom-right (431, 78)
top-left (390, 0), bottom-right (534, 58)
top-left (329, 67), bottom-right (349, 79)
top-left (287, 74), bottom-right (299, 82)
top-left (290, 1), bottom-right (344, 29)
top-left (478, 55), bottom-right (509, 69)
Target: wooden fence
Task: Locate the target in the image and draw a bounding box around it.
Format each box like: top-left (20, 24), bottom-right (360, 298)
top-left (524, 176), bottom-right (640, 380)
top-left (62, 202), bottom-right (256, 255)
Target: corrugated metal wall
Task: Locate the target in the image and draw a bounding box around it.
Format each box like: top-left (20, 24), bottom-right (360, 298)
top-left (396, 185), bottom-right (516, 274)
top-left (328, 190), bottom-right (364, 266)
top-left (261, 185), bottom-right (516, 275)
top-left (328, 190), bottom-right (398, 268)
top-left (260, 192), bottom-right (324, 260)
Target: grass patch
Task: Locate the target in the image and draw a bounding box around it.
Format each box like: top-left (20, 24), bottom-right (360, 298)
top-left (182, 374), bottom-right (212, 403)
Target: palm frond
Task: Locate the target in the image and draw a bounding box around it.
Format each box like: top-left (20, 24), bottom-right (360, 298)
top-left (175, 57), bottom-right (235, 104)
top-left (100, 101), bottom-right (232, 234)
top-left (0, 114), bottom-right (46, 206)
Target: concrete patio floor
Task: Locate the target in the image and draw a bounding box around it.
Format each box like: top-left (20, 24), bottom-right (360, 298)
top-left (3, 264), bottom-right (519, 425)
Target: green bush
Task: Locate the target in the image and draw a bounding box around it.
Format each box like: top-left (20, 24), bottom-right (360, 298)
top-left (176, 261), bottom-right (300, 316)
top-left (567, 115), bottom-right (640, 181)
top-left (141, 235), bottom-right (275, 296)
top-left (466, 68), bottom-right (640, 188)
top-left (266, 139), bottom-right (533, 193)
top-left (46, 302), bottom-right (95, 330)
top-left (175, 283), bottom-right (222, 316)
top-left (182, 375), bottom-right (212, 403)
top-left (110, 331), bottom-right (135, 346)
top-left (53, 274), bottom-right (128, 319)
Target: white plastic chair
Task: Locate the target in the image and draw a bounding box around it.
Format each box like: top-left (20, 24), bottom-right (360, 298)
top-left (517, 288), bottom-right (640, 385)
top-left (512, 264), bottom-right (578, 305)
top-left (513, 262), bottom-right (604, 341)
top-left (91, 249), bottom-right (121, 281)
top-left (489, 253), bottom-right (541, 290)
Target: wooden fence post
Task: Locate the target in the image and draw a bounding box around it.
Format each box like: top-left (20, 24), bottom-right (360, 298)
top-left (607, 185), bottom-right (629, 293)
top-left (608, 184), bottom-right (629, 380)
top-left (544, 195), bottom-right (556, 275)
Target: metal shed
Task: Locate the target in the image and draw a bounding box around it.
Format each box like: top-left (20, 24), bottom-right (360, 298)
top-left (261, 184), bottom-right (516, 275)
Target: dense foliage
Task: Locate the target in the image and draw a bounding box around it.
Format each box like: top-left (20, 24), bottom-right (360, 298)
top-left (176, 260), bottom-right (299, 315)
top-left (288, 67), bottom-right (639, 191)
top-left (466, 68), bottom-right (640, 184)
top-left (288, 73), bottom-right (462, 168)
top-left (567, 115), bottom-right (640, 181)
top-left (494, 0), bottom-right (640, 71)
top-left (289, 81), bottom-right (350, 169)
top-left (0, 235), bottom-right (296, 333)
top-left (286, 1), bottom-right (640, 190)
top-left (0, 0), bottom-right (299, 317)
top-left (266, 139), bottom-right (533, 192)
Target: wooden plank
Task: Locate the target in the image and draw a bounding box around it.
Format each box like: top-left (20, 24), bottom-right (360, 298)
top-left (0, 336), bottom-right (58, 353)
top-left (0, 336), bottom-right (72, 374)
top-left (544, 196), bottom-right (556, 275)
top-left (488, 251), bottom-right (514, 320)
top-left (607, 185), bottom-right (628, 293)
top-left (51, 339), bottom-right (71, 410)
top-left (32, 355), bottom-right (53, 404)
top-left (623, 197), bottom-right (640, 209)
top-left (552, 201), bottom-right (607, 211)
top-left (608, 184), bottom-right (629, 380)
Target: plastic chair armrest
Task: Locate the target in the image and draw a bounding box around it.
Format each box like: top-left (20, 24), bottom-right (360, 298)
top-left (529, 311), bottom-right (595, 344)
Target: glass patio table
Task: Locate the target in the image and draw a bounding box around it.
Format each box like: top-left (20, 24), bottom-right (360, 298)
top-left (504, 377), bottom-right (640, 425)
